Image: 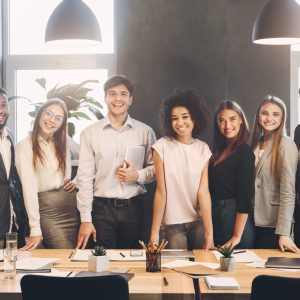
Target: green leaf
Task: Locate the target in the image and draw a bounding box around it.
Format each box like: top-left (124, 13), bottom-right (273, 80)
top-left (87, 106), bottom-right (104, 120)
top-left (68, 122), bottom-right (75, 138)
top-left (35, 78), bottom-right (47, 90)
top-left (70, 111), bottom-right (91, 120)
top-left (47, 83), bottom-right (60, 99)
top-left (80, 97), bottom-right (103, 109)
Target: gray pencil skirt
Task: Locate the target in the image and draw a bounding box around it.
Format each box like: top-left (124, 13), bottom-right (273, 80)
top-left (38, 187), bottom-right (80, 249)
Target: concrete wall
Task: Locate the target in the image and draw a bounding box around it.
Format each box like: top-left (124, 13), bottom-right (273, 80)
top-left (116, 0), bottom-right (290, 141)
top-left (115, 0), bottom-right (290, 240)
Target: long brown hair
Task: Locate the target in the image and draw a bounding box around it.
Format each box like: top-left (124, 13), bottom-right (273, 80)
top-left (211, 100), bottom-right (250, 164)
top-left (31, 99), bottom-right (68, 175)
top-left (251, 95), bottom-right (286, 179)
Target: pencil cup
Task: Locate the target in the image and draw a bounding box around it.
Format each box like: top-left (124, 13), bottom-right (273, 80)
top-left (146, 252), bottom-right (161, 272)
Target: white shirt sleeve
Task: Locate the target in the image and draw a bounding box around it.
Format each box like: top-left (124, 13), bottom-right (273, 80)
top-left (76, 129), bottom-right (96, 223)
top-left (15, 141), bottom-right (42, 236)
top-left (137, 128), bottom-right (156, 184)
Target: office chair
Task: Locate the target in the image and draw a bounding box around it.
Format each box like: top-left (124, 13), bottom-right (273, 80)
top-left (251, 275), bottom-right (300, 300)
top-left (21, 274), bottom-right (129, 300)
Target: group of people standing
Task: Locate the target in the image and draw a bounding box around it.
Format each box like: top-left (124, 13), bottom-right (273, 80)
top-left (0, 74), bottom-right (299, 254)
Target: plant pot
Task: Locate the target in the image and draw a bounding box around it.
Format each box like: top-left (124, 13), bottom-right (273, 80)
top-left (88, 254), bottom-right (109, 272)
top-left (220, 256), bottom-right (235, 272)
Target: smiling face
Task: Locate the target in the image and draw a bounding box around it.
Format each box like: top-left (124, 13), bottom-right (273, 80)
top-left (38, 104), bottom-right (65, 141)
top-left (106, 84), bottom-right (132, 119)
top-left (171, 106), bottom-right (194, 142)
top-left (0, 93), bottom-right (9, 132)
top-left (259, 102), bottom-right (283, 133)
top-left (217, 109), bottom-right (242, 141)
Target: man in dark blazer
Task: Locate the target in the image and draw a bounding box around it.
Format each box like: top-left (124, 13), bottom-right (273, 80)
top-left (0, 87), bottom-right (28, 248)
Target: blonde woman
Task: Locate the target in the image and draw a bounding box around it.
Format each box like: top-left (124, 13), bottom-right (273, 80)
top-left (252, 95), bottom-right (299, 253)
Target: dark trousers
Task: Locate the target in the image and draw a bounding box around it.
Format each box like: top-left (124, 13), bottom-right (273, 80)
top-left (254, 227), bottom-right (279, 249)
top-left (212, 198), bottom-right (255, 248)
top-left (92, 195), bottom-right (144, 249)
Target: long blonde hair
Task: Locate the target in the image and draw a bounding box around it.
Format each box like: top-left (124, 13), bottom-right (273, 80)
top-left (251, 95), bottom-right (286, 179)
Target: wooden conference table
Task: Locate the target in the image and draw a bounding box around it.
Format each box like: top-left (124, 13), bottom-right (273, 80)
top-left (0, 249), bottom-right (195, 300)
top-left (1, 249), bottom-right (300, 300)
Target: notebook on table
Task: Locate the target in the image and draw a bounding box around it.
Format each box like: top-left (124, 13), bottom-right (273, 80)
top-left (204, 276), bottom-right (240, 290)
top-left (265, 257), bottom-right (300, 269)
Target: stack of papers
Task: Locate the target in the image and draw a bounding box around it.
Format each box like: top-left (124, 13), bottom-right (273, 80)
top-left (212, 250), bottom-right (263, 263)
top-left (72, 249), bottom-right (146, 262)
top-left (16, 258), bottom-right (59, 272)
top-left (205, 276), bottom-right (240, 290)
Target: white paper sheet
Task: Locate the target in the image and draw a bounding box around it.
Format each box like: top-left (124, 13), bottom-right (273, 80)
top-left (162, 259), bottom-right (202, 269)
top-left (16, 257), bottom-right (60, 270)
top-left (212, 250), bottom-right (264, 263)
top-left (246, 260), bottom-right (300, 272)
top-left (72, 249), bottom-right (146, 262)
top-left (17, 268), bottom-right (72, 278)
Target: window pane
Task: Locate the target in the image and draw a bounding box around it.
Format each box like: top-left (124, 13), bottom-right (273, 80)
top-left (9, 0), bottom-right (114, 54)
top-left (15, 69), bottom-right (108, 143)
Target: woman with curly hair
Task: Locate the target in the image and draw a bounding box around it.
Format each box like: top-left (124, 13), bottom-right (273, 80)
top-left (16, 99), bottom-right (80, 250)
top-left (149, 89), bottom-right (214, 250)
top-left (209, 101), bottom-right (255, 248)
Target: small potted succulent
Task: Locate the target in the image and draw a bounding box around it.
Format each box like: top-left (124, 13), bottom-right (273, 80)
top-left (88, 245), bottom-right (109, 272)
top-left (217, 243), bottom-right (235, 272)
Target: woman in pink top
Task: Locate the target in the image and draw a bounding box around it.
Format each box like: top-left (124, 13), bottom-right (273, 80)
top-left (149, 89), bottom-right (214, 250)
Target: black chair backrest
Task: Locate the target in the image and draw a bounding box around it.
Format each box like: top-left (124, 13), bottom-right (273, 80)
top-left (21, 274), bottom-right (129, 300)
top-left (251, 275), bottom-right (300, 300)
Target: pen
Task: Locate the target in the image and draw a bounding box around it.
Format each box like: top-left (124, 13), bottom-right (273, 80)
top-left (233, 250), bottom-right (246, 254)
top-left (66, 271), bottom-right (73, 277)
top-left (120, 252), bottom-right (125, 258)
top-left (163, 276), bottom-right (169, 286)
top-left (69, 251), bottom-right (74, 259)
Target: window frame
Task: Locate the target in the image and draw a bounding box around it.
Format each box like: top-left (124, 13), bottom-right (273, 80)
top-left (2, 0), bottom-right (116, 139)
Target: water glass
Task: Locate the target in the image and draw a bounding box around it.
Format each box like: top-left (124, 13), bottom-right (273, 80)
top-left (3, 249), bottom-right (17, 279)
top-left (3, 232), bottom-right (18, 279)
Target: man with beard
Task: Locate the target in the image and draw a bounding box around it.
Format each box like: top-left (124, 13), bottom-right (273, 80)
top-left (0, 88), bottom-right (28, 248)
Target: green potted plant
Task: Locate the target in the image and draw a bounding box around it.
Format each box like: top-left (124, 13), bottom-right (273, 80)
top-left (88, 245), bottom-right (109, 272)
top-left (9, 78), bottom-right (104, 138)
top-left (217, 243), bottom-right (235, 272)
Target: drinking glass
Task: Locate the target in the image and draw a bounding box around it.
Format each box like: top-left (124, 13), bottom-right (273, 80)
top-left (3, 232), bottom-right (18, 279)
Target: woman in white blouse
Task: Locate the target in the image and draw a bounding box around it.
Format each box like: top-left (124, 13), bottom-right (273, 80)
top-left (16, 99), bottom-right (79, 250)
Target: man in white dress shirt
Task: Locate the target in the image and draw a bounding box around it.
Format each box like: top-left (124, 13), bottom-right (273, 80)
top-left (76, 75), bottom-right (156, 249)
top-left (0, 88), bottom-right (28, 248)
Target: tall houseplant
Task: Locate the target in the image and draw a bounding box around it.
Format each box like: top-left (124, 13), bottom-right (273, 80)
top-left (9, 78), bottom-right (104, 138)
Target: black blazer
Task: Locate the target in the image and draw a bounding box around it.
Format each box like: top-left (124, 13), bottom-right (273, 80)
top-left (0, 128), bottom-right (29, 245)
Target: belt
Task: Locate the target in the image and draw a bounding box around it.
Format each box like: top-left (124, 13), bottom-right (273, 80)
top-left (94, 195), bottom-right (142, 207)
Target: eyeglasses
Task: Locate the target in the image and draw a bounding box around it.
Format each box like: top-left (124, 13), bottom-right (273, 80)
top-left (43, 110), bottom-right (64, 123)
